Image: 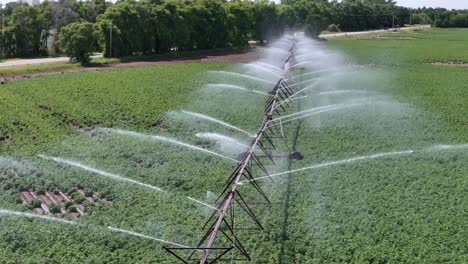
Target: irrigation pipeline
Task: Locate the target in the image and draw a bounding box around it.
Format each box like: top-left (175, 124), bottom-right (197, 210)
top-left (164, 38), bottom-right (300, 263)
top-left (279, 68), bottom-right (304, 264)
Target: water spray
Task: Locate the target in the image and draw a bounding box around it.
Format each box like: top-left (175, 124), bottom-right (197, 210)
top-left (206, 84), bottom-right (268, 96)
top-left (39, 155), bottom-right (165, 192)
top-left (108, 226), bottom-right (195, 249)
top-left (164, 36), bottom-right (301, 264)
top-left (240, 150), bottom-right (415, 184)
top-left (0, 208), bottom-right (75, 224)
top-left (98, 128), bottom-right (240, 163)
top-left (181, 110), bottom-right (254, 136)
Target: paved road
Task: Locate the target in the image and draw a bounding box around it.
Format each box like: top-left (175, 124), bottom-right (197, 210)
top-left (0, 54), bottom-right (103, 68)
top-left (319, 25), bottom-right (431, 39)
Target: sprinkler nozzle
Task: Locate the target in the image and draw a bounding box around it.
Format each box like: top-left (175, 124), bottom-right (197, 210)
top-left (288, 151), bottom-right (304, 160)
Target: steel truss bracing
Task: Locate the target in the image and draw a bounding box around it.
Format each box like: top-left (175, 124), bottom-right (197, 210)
top-left (164, 39), bottom-right (299, 264)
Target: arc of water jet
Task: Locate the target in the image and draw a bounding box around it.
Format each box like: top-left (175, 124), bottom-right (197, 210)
top-left (187, 196), bottom-right (219, 211)
top-left (274, 95), bottom-right (307, 110)
top-left (274, 104), bottom-right (342, 121)
top-left (273, 90), bottom-right (313, 111)
top-left (319, 90), bottom-right (369, 95)
top-left (108, 227), bottom-right (196, 249)
top-left (277, 106), bottom-right (347, 125)
top-left (294, 68), bottom-right (341, 79)
top-left (196, 133), bottom-right (250, 149)
top-left (292, 60), bottom-right (338, 69)
top-left (181, 110), bottom-right (254, 137)
top-left (294, 53), bottom-right (320, 59)
top-left (280, 81), bottom-right (320, 103)
top-left (425, 144), bottom-right (468, 151)
top-left (265, 47), bottom-right (289, 55)
top-left (257, 61), bottom-right (283, 71)
top-left (294, 54), bottom-right (328, 62)
top-left (276, 103), bottom-right (365, 126)
top-left (0, 208), bottom-right (75, 224)
top-left (289, 78), bottom-right (322, 88)
top-left (100, 128), bottom-right (240, 163)
top-left (206, 84), bottom-right (268, 96)
top-left (38, 155), bottom-right (165, 192)
top-left (244, 64), bottom-right (283, 78)
top-left (290, 95), bottom-right (308, 101)
top-left (240, 150), bottom-right (415, 184)
top-left (209, 71), bottom-right (276, 85)
top-left (291, 61), bottom-right (316, 68)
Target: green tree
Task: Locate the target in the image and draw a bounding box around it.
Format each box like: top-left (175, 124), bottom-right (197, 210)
top-left (78, 0), bottom-right (108, 23)
top-left (49, 0), bottom-right (81, 54)
top-left (10, 6), bottom-right (48, 57)
top-left (254, 0), bottom-right (278, 43)
top-left (276, 4), bottom-right (297, 31)
top-left (59, 22), bottom-right (97, 63)
top-left (292, 0), bottom-right (331, 36)
top-left (226, 1), bottom-right (256, 47)
top-left (97, 0), bottom-right (149, 57)
top-left (190, 0), bottom-right (228, 49)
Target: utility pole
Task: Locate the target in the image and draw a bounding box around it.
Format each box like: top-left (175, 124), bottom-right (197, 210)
top-left (392, 12), bottom-right (395, 31)
top-left (0, 4), bottom-right (3, 34)
top-left (109, 21), bottom-right (112, 57)
top-left (1, 4), bottom-right (3, 58)
top-left (409, 12), bottom-right (412, 26)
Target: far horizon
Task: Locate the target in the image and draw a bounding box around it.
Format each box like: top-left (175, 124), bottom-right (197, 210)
top-left (396, 0), bottom-right (468, 10)
top-left (1, 0), bottom-right (468, 10)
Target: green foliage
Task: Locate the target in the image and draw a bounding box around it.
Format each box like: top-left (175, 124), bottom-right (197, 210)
top-left (436, 12), bottom-right (468, 28)
top-left (327, 23), bottom-right (341, 32)
top-left (411, 13), bottom-right (431, 24)
top-left (292, 0), bottom-right (331, 36)
top-left (191, 0), bottom-right (229, 49)
top-left (2, 0), bottom-right (468, 60)
top-left (0, 63), bottom-right (225, 153)
top-left (83, 189), bottom-right (94, 197)
top-left (59, 22), bottom-right (97, 64)
top-left (67, 204), bottom-right (77, 213)
top-left (49, 204), bottom-right (61, 214)
top-left (8, 6), bottom-right (48, 57)
top-left (276, 4), bottom-right (297, 30)
top-left (64, 201), bottom-right (74, 209)
top-left (225, 1), bottom-right (256, 46)
top-left (71, 192), bottom-right (84, 204)
top-left (30, 199), bottom-right (42, 209)
top-left (254, 0), bottom-right (278, 43)
top-left (0, 28), bottom-right (467, 263)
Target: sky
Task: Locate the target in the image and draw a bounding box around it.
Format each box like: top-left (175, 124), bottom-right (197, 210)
top-left (0, 0), bottom-right (467, 10)
top-left (396, 0), bottom-right (468, 10)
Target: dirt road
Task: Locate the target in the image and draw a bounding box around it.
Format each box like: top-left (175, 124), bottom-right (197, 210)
top-left (0, 54), bottom-right (103, 68)
top-left (319, 25), bottom-right (431, 39)
top-left (0, 51), bottom-right (258, 83)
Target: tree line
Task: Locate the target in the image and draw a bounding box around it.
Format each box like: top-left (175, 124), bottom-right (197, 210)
top-left (0, 0), bottom-right (466, 63)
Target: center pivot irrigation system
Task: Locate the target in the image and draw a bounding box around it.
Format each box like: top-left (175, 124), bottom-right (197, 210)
top-left (164, 38), bottom-right (304, 263)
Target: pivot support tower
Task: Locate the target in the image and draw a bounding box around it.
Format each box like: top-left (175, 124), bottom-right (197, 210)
top-left (165, 38), bottom-right (300, 263)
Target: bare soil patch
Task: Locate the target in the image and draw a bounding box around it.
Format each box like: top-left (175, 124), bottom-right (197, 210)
top-left (0, 134), bottom-right (11, 144)
top-left (20, 189), bottom-right (111, 219)
top-left (0, 51), bottom-right (257, 83)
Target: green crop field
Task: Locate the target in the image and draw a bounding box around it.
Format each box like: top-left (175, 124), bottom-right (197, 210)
top-left (0, 28), bottom-right (467, 263)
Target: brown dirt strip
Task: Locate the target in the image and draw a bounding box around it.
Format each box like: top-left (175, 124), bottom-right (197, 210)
top-left (0, 51), bottom-right (259, 83)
